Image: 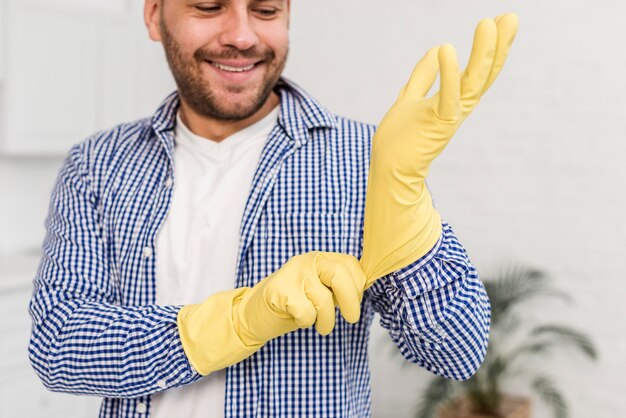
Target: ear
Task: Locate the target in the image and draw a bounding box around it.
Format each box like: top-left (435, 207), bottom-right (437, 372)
top-left (144, 0), bottom-right (162, 42)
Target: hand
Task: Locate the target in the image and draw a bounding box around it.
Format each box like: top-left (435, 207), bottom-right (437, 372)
top-left (361, 14), bottom-right (519, 286)
top-left (177, 251), bottom-right (366, 375)
top-left (233, 251), bottom-right (366, 346)
top-left (371, 14), bottom-right (518, 181)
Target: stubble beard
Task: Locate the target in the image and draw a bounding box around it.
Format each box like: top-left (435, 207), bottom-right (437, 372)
top-left (159, 16), bottom-right (288, 121)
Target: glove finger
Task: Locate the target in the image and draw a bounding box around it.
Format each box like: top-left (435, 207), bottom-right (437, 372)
top-left (437, 44), bottom-right (461, 122)
top-left (298, 275), bottom-right (336, 336)
top-left (316, 257), bottom-right (362, 324)
top-left (482, 13), bottom-right (519, 94)
top-left (282, 275), bottom-right (321, 328)
top-left (399, 46), bottom-right (441, 102)
top-left (320, 252), bottom-right (367, 298)
top-left (460, 18), bottom-right (497, 106)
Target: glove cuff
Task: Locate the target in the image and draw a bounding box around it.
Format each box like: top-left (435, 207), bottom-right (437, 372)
top-left (361, 183), bottom-right (443, 284)
top-left (177, 287), bottom-right (264, 376)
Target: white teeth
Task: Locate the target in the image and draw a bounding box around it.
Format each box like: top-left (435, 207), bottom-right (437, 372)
top-left (211, 62), bottom-right (256, 72)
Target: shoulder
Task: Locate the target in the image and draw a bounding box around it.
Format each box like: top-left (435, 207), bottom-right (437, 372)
top-left (60, 117), bottom-right (162, 197)
top-left (70, 91), bottom-right (179, 169)
top-left (313, 113), bottom-right (377, 158)
top-left (277, 77), bottom-right (377, 145)
top-left (79, 117), bottom-right (155, 164)
top-left (332, 114), bottom-right (377, 142)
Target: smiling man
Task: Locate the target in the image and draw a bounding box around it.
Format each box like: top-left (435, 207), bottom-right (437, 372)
top-left (155, 0), bottom-right (288, 135)
top-left (28, 1), bottom-right (518, 417)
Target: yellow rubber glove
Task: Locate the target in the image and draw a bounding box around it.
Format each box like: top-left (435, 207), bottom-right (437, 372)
top-left (360, 14), bottom-right (519, 287)
top-left (177, 251), bottom-right (366, 375)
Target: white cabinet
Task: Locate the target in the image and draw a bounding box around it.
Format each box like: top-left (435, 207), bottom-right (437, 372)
top-left (4, 2), bottom-right (99, 155)
top-left (36, 0), bottom-right (127, 14)
top-left (0, 0), bottom-right (175, 156)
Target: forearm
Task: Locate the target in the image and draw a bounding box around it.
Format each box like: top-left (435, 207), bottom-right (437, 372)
top-left (28, 291), bottom-right (200, 398)
top-left (366, 221), bottom-right (490, 380)
top-left (27, 143), bottom-right (203, 397)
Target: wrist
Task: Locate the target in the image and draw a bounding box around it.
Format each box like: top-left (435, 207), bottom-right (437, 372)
top-left (177, 287), bottom-right (262, 376)
top-left (232, 287), bottom-right (267, 347)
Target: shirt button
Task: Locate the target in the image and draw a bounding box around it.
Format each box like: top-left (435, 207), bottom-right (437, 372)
top-left (136, 402), bottom-right (147, 413)
top-left (157, 379), bottom-right (167, 389)
top-left (164, 177), bottom-right (173, 188)
top-left (143, 247), bottom-right (153, 258)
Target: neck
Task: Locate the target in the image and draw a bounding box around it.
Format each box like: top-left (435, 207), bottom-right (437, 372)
top-left (177, 92), bottom-right (280, 142)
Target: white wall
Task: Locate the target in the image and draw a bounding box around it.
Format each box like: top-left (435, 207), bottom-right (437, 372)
top-left (289, 1), bottom-right (626, 416)
top-left (1, 0), bottom-right (624, 417)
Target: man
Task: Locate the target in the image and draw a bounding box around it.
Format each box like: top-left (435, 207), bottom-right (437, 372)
top-left (28, 0), bottom-right (518, 417)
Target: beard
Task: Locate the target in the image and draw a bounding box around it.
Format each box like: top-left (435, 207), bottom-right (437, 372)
top-left (159, 16), bottom-right (288, 121)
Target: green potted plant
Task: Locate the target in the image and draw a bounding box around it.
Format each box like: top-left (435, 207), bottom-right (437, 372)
top-left (383, 263), bottom-right (598, 418)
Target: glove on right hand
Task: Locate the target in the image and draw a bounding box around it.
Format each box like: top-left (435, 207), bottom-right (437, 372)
top-left (177, 251), bottom-right (366, 376)
top-left (233, 251), bottom-right (366, 346)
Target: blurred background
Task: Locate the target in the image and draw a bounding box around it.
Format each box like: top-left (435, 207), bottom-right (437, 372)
top-left (1, 0), bottom-right (624, 417)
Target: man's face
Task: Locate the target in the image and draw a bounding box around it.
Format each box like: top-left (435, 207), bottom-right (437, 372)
top-left (146, 0), bottom-right (290, 121)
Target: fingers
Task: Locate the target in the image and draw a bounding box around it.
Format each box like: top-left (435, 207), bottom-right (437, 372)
top-left (276, 252), bottom-right (365, 337)
top-left (398, 13), bottom-right (517, 120)
top-left (319, 252), bottom-right (367, 302)
top-left (482, 13), bottom-right (518, 94)
top-left (399, 46), bottom-right (441, 102)
top-left (316, 255), bottom-right (363, 324)
top-left (437, 44), bottom-right (461, 121)
top-left (289, 275), bottom-right (336, 335)
top-left (460, 18), bottom-right (497, 106)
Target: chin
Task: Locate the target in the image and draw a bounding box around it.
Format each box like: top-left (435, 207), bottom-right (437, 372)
top-left (220, 93), bottom-right (268, 113)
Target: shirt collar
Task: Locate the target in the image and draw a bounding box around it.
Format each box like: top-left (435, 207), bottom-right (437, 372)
top-left (150, 76), bottom-right (337, 158)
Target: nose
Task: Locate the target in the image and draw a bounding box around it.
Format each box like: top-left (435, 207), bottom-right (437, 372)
top-left (218, 7), bottom-right (260, 51)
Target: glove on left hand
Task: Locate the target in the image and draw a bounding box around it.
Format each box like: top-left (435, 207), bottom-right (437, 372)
top-left (361, 14), bottom-right (519, 286)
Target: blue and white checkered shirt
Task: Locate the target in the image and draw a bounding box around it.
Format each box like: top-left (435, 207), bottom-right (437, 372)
top-left (28, 77), bottom-right (490, 417)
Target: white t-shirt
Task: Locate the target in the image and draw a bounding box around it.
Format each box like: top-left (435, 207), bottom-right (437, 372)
top-left (151, 105), bottom-right (279, 418)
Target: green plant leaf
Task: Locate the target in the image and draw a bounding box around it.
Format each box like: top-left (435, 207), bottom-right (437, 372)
top-left (491, 264), bottom-right (566, 296)
top-left (531, 376), bottom-right (568, 418)
top-left (483, 264), bottom-right (571, 327)
top-left (529, 325), bottom-right (598, 360)
top-left (508, 340), bottom-right (556, 363)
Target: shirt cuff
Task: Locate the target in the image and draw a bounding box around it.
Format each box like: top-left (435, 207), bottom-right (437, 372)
top-left (391, 222), bottom-right (469, 292)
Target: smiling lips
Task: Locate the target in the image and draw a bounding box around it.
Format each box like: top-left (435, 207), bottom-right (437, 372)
top-left (209, 60), bottom-right (260, 73)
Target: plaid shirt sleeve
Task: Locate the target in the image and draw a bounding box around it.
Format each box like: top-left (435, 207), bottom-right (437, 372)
top-left (27, 142), bottom-right (201, 398)
top-left (365, 221), bottom-right (491, 381)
